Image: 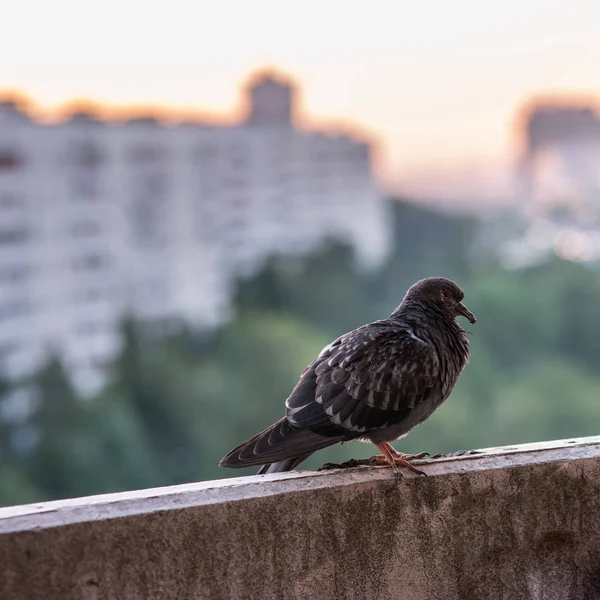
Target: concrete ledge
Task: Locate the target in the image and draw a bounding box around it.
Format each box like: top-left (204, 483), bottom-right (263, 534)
top-left (2, 436), bottom-right (600, 599)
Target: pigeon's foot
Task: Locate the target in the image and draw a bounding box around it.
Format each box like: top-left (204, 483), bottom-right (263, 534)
top-left (375, 442), bottom-right (428, 477)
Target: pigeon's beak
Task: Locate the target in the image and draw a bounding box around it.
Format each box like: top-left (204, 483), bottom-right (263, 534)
top-left (457, 302), bottom-right (477, 324)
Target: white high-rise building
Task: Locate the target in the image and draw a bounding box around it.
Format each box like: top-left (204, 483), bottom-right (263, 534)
top-left (0, 71), bottom-right (391, 393)
top-left (520, 104), bottom-right (600, 220)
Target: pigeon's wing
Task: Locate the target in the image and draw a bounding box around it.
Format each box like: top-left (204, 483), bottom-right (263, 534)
top-left (285, 322), bottom-right (440, 437)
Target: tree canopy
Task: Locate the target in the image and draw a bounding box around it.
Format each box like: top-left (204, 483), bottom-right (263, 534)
top-left (2, 199), bottom-right (600, 506)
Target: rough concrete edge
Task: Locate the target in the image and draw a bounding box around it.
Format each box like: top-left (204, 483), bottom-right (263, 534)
top-left (1, 435), bottom-right (600, 535)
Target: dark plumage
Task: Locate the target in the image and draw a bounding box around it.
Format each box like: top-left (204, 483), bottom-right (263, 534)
top-left (220, 277), bottom-right (476, 476)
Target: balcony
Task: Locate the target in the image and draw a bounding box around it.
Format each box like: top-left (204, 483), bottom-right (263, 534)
top-left (1, 436), bottom-right (600, 599)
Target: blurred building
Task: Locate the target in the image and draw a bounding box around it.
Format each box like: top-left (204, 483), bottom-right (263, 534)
top-left (519, 103), bottom-right (600, 225)
top-left (0, 72), bottom-right (390, 393)
top-left (516, 102), bottom-right (600, 263)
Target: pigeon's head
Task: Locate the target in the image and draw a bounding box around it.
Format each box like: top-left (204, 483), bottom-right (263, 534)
top-left (404, 277), bottom-right (477, 324)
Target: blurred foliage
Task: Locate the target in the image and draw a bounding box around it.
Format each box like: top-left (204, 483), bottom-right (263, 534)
top-left (2, 198), bottom-right (600, 506)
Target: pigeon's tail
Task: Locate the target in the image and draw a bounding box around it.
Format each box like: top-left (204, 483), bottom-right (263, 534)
top-left (256, 456), bottom-right (310, 474)
top-left (219, 417), bottom-right (340, 473)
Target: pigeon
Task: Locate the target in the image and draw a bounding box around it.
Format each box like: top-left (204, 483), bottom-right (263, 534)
top-left (219, 277), bottom-right (476, 477)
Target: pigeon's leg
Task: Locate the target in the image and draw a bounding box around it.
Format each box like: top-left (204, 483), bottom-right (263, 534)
top-left (375, 442), bottom-right (429, 462)
top-left (375, 442), bottom-right (427, 477)
top-left (374, 443), bottom-right (403, 480)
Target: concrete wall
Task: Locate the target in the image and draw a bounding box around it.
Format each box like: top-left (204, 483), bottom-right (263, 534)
top-left (2, 436), bottom-right (600, 600)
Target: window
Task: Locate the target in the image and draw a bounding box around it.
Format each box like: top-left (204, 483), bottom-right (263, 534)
top-left (76, 321), bottom-right (103, 336)
top-left (0, 300), bottom-right (31, 321)
top-left (0, 152), bottom-right (23, 171)
top-left (0, 228), bottom-right (29, 245)
top-left (0, 341), bottom-right (21, 358)
top-left (141, 172), bottom-right (168, 197)
top-left (127, 145), bottom-right (171, 246)
top-left (130, 171), bottom-right (170, 246)
top-left (0, 265), bottom-right (30, 283)
top-left (0, 194), bottom-right (23, 209)
top-left (130, 146), bottom-right (167, 163)
top-left (73, 254), bottom-right (107, 271)
top-left (130, 204), bottom-right (167, 246)
top-left (69, 142), bottom-right (104, 168)
top-left (68, 141), bottom-right (103, 200)
top-left (69, 221), bottom-right (102, 237)
top-left (228, 143), bottom-right (249, 170)
top-left (75, 288), bottom-right (105, 303)
top-left (194, 144), bottom-right (218, 162)
top-left (71, 172), bottom-right (99, 199)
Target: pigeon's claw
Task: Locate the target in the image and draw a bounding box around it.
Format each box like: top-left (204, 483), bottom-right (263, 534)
top-left (375, 442), bottom-right (428, 477)
top-left (374, 454), bottom-right (427, 477)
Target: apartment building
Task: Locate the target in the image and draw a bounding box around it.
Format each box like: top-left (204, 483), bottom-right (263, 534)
top-left (0, 72), bottom-right (391, 393)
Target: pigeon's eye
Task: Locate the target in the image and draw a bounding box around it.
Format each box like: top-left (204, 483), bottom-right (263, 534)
top-left (440, 291), bottom-right (448, 300)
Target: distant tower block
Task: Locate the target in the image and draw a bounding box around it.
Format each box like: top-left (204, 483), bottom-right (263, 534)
top-left (518, 103), bottom-right (600, 216)
top-left (245, 72), bottom-right (296, 127)
top-left (525, 105), bottom-right (600, 155)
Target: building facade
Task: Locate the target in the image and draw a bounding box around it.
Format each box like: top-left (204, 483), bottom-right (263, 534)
top-left (516, 102), bottom-right (600, 262)
top-left (520, 104), bottom-right (600, 223)
top-left (0, 72), bottom-right (391, 393)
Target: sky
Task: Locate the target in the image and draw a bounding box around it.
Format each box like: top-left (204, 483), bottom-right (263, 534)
top-left (2, 0), bottom-right (600, 197)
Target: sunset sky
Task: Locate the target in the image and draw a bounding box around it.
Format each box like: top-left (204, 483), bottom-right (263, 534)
top-left (2, 0), bottom-right (600, 197)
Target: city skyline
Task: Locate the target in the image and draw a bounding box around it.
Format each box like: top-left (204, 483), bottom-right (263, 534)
top-left (3, 0), bottom-right (600, 198)
top-left (0, 73), bottom-right (389, 393)
top-left (3, 69), bottom-right (600, 205)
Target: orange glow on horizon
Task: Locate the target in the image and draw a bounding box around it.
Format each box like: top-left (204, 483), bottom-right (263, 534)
top-left (3, 65), bottom-right (600, 197)
top-left (0, 67), bottom-right (380, 147)
top-left (0, 91), bottom-right (244, 127)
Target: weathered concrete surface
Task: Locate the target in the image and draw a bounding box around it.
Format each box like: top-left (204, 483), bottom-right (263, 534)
top-left (2, 436), bottom-right (600, 600)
